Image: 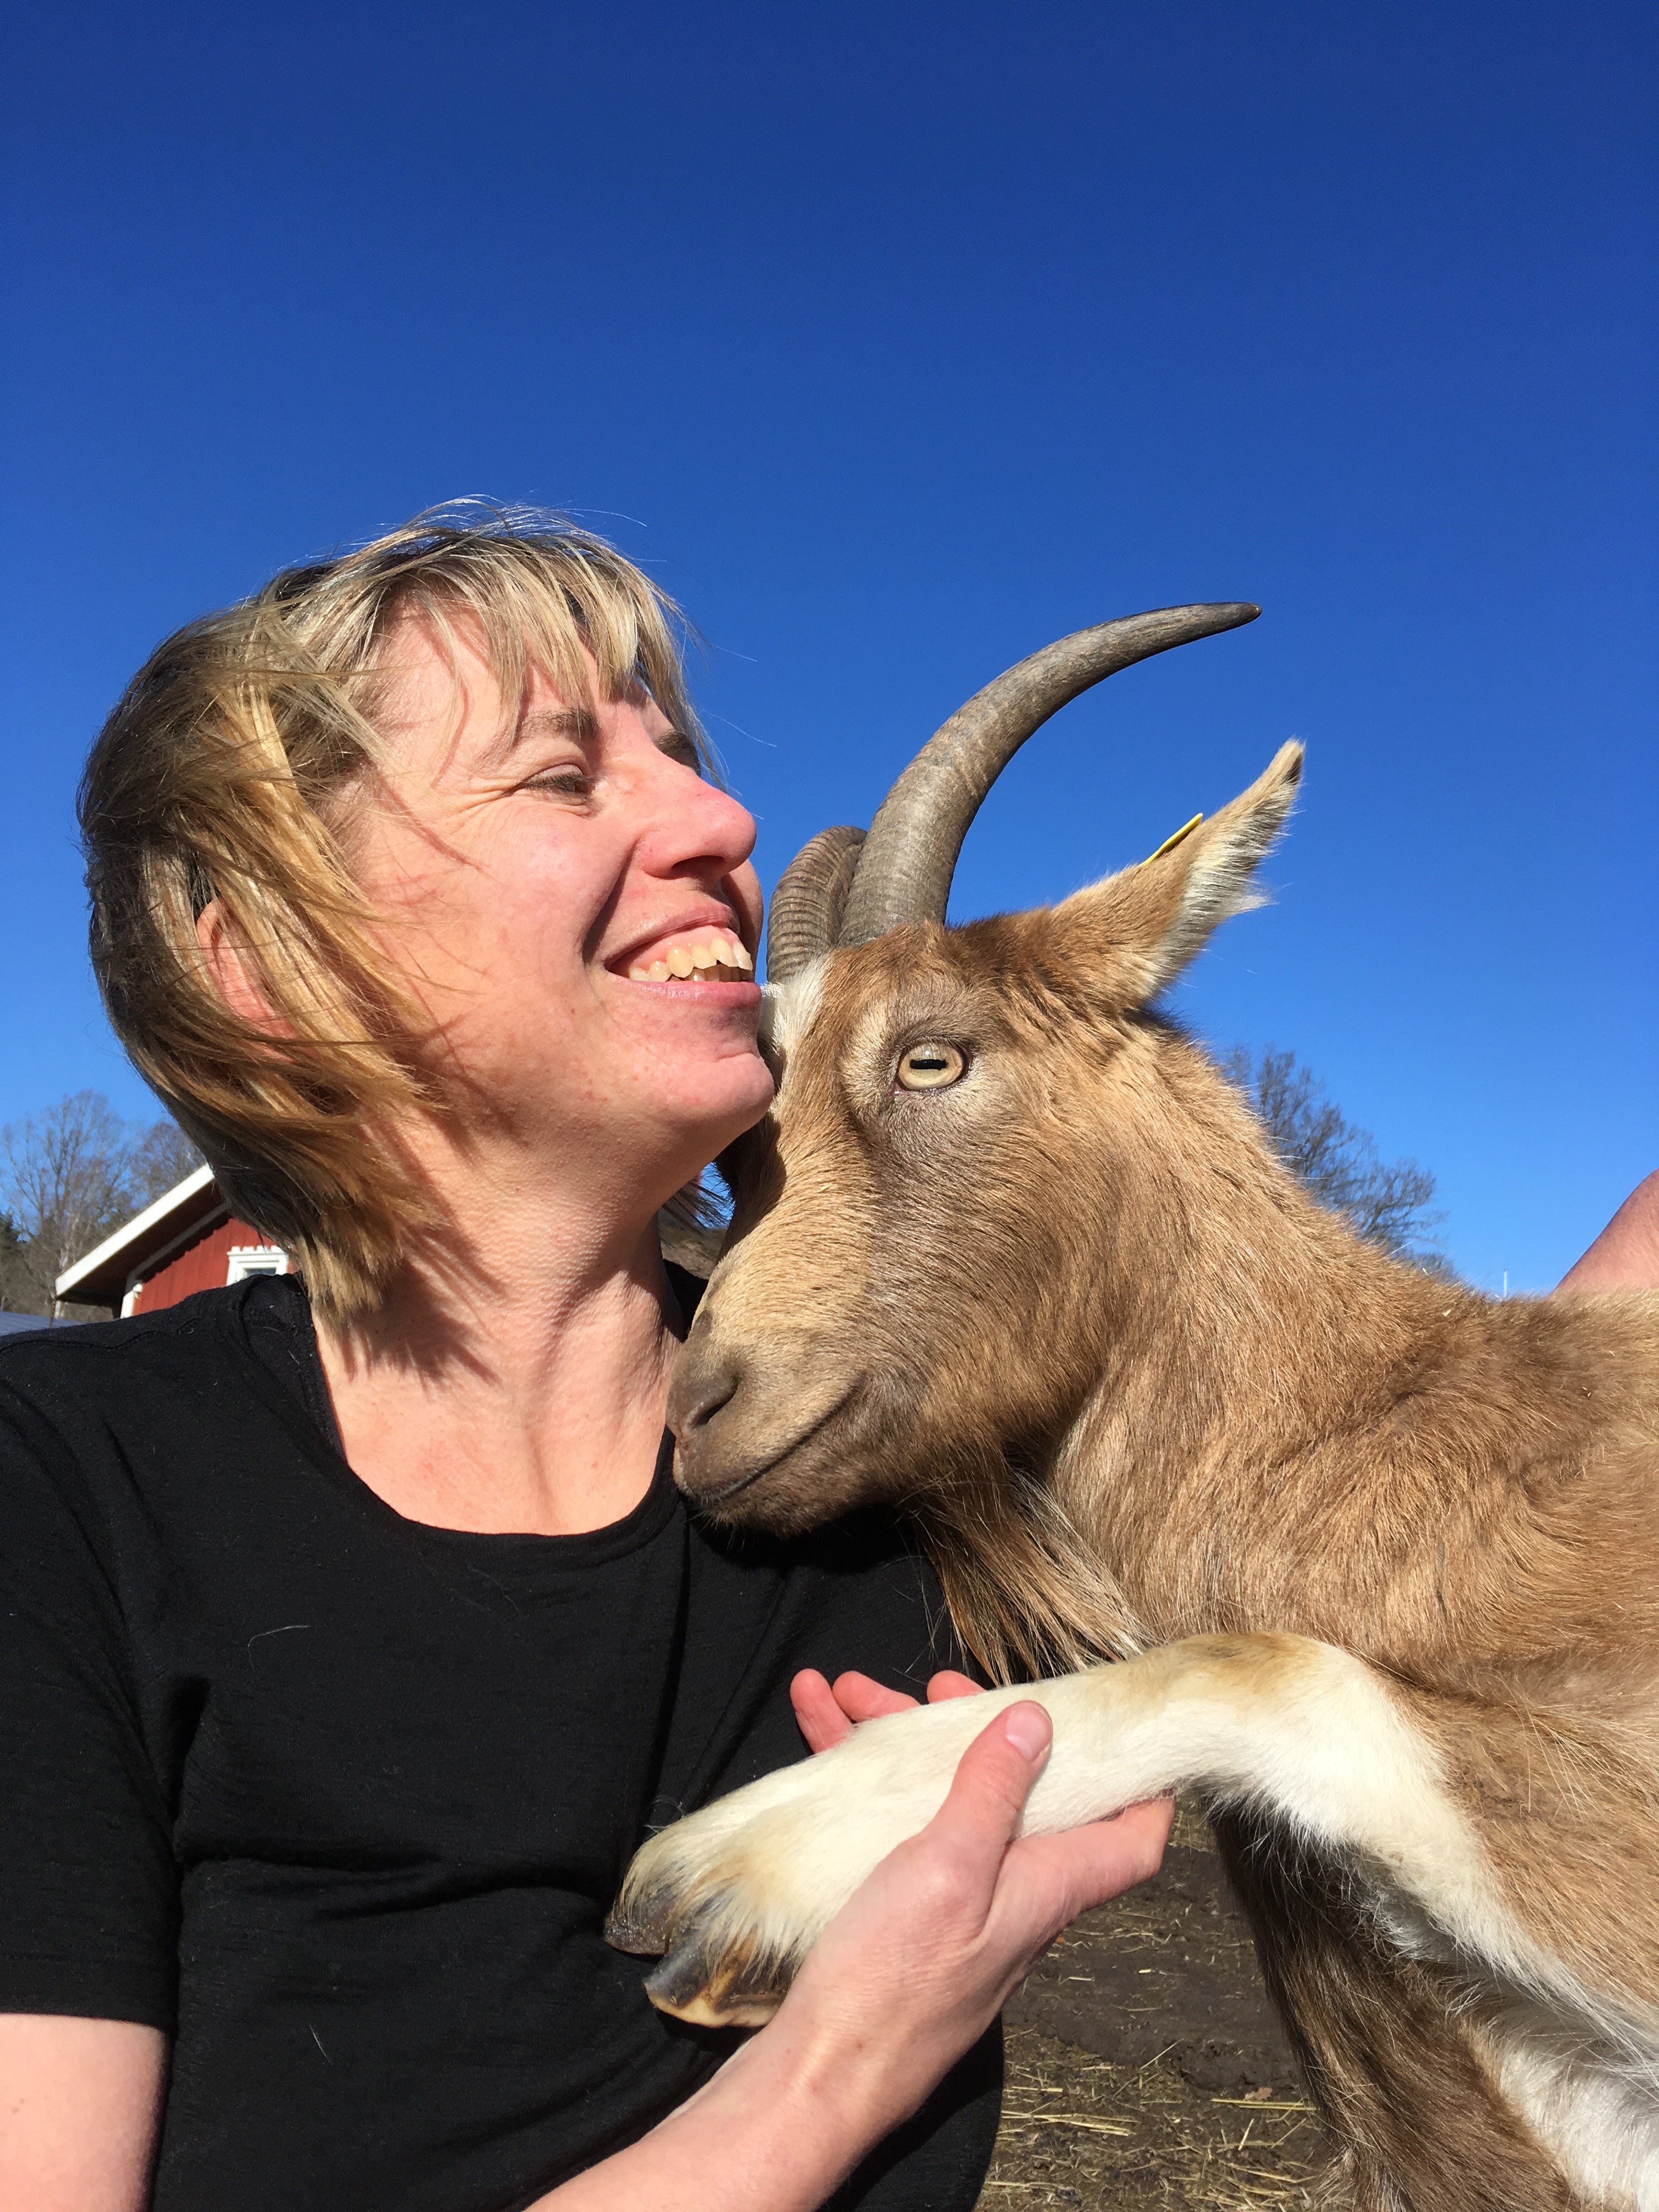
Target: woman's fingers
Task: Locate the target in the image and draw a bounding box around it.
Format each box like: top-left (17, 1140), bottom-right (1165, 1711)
top-left (793, 1667), bottom-right (925, 1750)
top-left (925, 1669), bottom-right (983, 1702)
top-left (792, 1669), bottom-right (861, 1751)
top-left (794, 1665), bottom-right (986, 1752)
top-left (912, 1702), bottom-right (1053, 1894)
top-left (833, 1670), bottom-right (921, 1722)
top-left (995, 1796), bottom-right (1173, 1934)
top-left (834, 1668), bottom-right (981, 1723)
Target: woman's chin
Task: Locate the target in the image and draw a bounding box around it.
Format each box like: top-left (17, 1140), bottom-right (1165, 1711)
top-left (644, 1056), bottom-right (775, 1161)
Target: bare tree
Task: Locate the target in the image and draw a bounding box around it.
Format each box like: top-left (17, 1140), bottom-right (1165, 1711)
top-left (130, 1116), bottom-right (207, 1205)
top-left (0, 1092), bottom-right (205, 1317)
top-left (1221, 1045), bottom-right (1449, 1274)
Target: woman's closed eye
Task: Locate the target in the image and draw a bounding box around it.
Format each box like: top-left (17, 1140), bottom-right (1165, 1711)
top-left (518, 765), bottom-right (594, 800)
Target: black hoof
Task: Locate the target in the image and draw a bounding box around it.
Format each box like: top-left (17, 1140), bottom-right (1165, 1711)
top-left (641, 1907), bottom-right (794, 2028)
top-left (605, 1867), bottom-right (684, 1956)
top-left (604, 1908), bottom-right (668, 1957)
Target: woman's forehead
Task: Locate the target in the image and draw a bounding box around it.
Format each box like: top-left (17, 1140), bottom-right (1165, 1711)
top-left (376, 614), bottom-right (666, 776)
top-left (375, 612), bottom-right (582, 753)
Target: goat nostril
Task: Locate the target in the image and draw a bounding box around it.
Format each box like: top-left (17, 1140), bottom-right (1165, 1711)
top-left (674, 1363), bottom-right (741, 1437)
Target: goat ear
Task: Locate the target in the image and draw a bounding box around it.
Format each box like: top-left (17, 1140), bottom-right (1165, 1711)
top-left (1049, 741), bottom-right (1303, 1006)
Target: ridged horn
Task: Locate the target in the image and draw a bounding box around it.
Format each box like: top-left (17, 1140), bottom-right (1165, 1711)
top-left (764, 823), bottom-right (867, 981)
top-left (834, 602), bottom-right (1260, 946)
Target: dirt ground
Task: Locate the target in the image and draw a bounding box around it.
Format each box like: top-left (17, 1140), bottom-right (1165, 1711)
top-left (980, 1806), bottom-right (1331, 2209)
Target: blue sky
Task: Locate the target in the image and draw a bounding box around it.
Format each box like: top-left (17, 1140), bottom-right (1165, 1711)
top-left (3, 1), bottom-right (1652, 1291)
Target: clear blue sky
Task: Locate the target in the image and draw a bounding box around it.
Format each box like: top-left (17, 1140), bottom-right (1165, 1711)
top-left (3, 2), bottom-right (1652, 1291)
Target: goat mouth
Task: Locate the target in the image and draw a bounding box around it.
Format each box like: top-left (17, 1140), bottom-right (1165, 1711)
top-left (679, 1459), bottom-right (775, 1509)
top-left (673, 1382), bottom-right (867, 1509)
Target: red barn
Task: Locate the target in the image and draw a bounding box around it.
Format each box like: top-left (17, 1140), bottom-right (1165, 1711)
top-left (55, 1166), bottom-right (289, 1318)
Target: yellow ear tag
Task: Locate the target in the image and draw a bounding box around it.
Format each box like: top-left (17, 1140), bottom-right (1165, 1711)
top-left (1146, 812), bottom-right (1203, 862)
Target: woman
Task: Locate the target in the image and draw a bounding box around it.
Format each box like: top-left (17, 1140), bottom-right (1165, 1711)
top-left (0, 510), bottom-right (1171, 2212)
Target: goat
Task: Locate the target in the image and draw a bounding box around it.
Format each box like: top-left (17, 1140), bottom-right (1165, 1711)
top-left (607, 605), bottom-right (1659, 2211)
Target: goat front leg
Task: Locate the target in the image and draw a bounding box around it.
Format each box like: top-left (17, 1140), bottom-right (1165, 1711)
top-left (608, 1632), bottom-right (1502, 2027)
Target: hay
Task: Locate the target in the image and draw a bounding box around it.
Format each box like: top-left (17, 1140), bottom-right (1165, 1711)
top-left (981, 1800), bottom-right (1331, 2208)
top-left (983, 2026), bottom-right (1328, 2208)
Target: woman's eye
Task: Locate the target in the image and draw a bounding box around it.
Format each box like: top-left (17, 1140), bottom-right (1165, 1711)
top-left (522, 768), bottom-right (591, 798)
top-left (895, 1041), bottom-right (968, 1092)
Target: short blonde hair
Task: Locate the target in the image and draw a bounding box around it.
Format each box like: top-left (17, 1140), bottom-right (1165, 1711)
top-left (80, 504), bottom-right (714, 1317)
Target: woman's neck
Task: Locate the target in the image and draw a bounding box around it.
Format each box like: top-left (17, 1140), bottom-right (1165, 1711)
top-left (314, 1166), bottom-right (691, 1538)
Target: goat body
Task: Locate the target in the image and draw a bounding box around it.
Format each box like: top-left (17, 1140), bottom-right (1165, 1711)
top-left (609, 744), bottom-right (1659, 2210)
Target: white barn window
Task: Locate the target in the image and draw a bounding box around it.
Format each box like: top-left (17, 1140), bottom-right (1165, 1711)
top-left (226, 1245), bottom-right (289, 1284)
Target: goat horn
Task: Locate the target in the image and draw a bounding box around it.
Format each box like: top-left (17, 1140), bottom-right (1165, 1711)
top-left (764, 823), bottom-right (867, 981)
top-left (834, 603), bottom-right (1261, 946)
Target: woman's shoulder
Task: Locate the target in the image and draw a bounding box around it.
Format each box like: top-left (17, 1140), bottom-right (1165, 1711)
top-left (0, 1285), bottom-right (249, 1411)
top-left (0, 1279), bottom-right (320, 1527)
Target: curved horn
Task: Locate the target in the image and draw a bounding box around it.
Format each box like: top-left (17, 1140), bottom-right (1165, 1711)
top-left (835, 602), bottom-right (1260, 947)
top-left (764, 823), bottom-right (866, 981)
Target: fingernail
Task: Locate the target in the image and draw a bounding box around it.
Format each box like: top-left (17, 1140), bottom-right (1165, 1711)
top-left (1003, 1704), bottom-right (1050, 1764)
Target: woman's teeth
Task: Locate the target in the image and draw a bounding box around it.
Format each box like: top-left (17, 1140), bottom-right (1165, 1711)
top-left (627, 932), bottom-right (754, 984)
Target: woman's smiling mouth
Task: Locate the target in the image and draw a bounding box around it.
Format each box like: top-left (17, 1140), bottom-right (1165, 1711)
top-left (618, 927), bottom-right (754, 985)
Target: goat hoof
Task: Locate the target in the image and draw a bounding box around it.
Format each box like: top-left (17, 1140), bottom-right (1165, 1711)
top-left (642, 1907), bottom-right (790, 2027)
top-left (608, 1699), bottom-right (987, 2025)
top-left (605, 1869), bottom-right (796, 2027)
top-left (602, 1898), bottom-right (674, 1957)
top-left (606, 1781), bottom-right (828, 2024)
top-left (606, 1841), bottom-right (803, 2024)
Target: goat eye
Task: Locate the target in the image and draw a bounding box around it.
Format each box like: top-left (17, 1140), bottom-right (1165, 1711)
top-left (895, 1042), bottom-right (967, 1092)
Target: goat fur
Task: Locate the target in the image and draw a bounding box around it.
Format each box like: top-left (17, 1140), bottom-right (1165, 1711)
top-left (612, 744), bottom-right (1659, 2211)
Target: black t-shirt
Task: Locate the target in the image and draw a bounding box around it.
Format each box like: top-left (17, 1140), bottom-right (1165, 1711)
top-left (0, 1274), bottom-right (999, 2212)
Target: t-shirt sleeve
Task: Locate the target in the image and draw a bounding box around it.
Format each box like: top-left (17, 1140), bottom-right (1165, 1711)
top-left (0, 1380), bottom-right (178, 2028)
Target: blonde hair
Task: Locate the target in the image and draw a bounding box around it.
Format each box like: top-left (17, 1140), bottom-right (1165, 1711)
top-left (80, 503), bottom-right (717, 1317)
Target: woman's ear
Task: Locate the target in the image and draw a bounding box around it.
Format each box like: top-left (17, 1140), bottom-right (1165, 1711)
top-left (196, 899), bottom-right (278, 1027)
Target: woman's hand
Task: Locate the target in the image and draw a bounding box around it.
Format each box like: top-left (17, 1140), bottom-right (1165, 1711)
top-left (547, 1699), bottom-right (1169, 2211)
top-left (784, 1661), bottom-right (1173, 2141)
top-left (791, 1664), bottom-right (983, 1751)
top-left (776, 1699), bottom-right (1171, 2143)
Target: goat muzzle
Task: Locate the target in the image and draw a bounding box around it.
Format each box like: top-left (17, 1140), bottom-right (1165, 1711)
top-left (668, 1332), bottom-right (867, 1521)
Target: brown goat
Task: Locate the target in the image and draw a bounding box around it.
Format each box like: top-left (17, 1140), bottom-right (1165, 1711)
top-left (608, 607), bottom-right (1659, 2211)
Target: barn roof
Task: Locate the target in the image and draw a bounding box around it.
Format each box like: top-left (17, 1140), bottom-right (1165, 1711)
top-left (54, 1163), bottom-right (224, 1307)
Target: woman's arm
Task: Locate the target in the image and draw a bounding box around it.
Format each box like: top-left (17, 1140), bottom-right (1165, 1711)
top-left (1555, 1170), bottom-right (1659, 1293)
top-left (0, 2015), bottom-right (166, 2212)
top-left (537, 1701), bottom-right (1169, 2212)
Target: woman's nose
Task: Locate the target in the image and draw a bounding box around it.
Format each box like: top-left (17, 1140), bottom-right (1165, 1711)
top-left (640, 757), bottom-right (758, 884)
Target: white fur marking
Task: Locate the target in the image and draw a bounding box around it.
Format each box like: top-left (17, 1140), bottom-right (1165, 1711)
top-left (759, 960), bottom-right (827, 1062)
top-left (622, 1632), bottom-right (1656, 2118)
top-left (1473, 1994), bottom-right (1659, 2207)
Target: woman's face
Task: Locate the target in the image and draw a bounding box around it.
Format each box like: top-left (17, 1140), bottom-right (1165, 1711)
top-left (349, 609), bottom-right (774, 1206)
